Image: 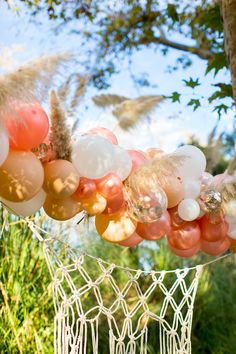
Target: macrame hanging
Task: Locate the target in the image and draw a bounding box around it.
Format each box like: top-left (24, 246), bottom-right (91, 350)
top-left (27, 220), bottom-right (232, 354)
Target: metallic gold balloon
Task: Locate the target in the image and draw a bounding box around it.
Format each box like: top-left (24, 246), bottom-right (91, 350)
top-left (43, 195), bottom-right (81, 221)
top-left (0, 150), bottom-right (44, 202)
top-left (81, 193), bottom-right (107, 215)
top-left (43, 159), bottom-right (80, 199)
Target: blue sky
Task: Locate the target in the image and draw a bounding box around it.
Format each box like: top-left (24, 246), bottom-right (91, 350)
top-left (0, 1), bottom-right (234, 153)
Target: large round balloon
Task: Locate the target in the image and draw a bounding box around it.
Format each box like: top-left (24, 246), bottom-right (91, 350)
top-left (95, 210), bottom-right (137, 243)
top-left (201, 237), bottom-right (231, 256)
top-left (43, 195), bottom-right (81, 221)
top-left (72, 135), bottom-right (115, 179)
top-left (86, 127), bottom-right (118, 145)
top-left (174, 145), bottom-right (206, 180)
top-left (0, 124), bottom-right (9, 166)
top-left (73, 177), bottom-right (97, 201)
top-left (169, 243), bottom-right (200, 258)
top-left (200, 215), bottom-right (228, 242)
top-left (1, 189), bottom-right (46, 217)
top-left (136, 211), bottom-right (171, 240)
top-left (159, 176), bottom-right (184, 208)
top-left (0, 150), bottom-right (44, 202)
top-left (5, 101), bottom-right (49, 150)
top-left (168, 221), bottom-right (201, 250)
top-left (112, 146), bottom-right (132, 181)
top-left (96, 173), bottom-right (123, 198)
top-left (81, 193), bottom-right (107, 215)
top-left (43, 159), bottom-right (80, 199)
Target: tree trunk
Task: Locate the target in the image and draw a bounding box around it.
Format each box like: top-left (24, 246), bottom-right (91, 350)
top-left (221, 0), bottom-right (236, 103)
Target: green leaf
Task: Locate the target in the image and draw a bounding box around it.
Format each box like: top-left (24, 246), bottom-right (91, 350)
top-left (206, 52), bottom-right (227, 76)
top-left (169, 91), bottom-right (181, 103)
top-left (213, 104), bottom-right (229, 116)
top-left (167, 4), bottom-right (179, 22)
top-left (187, 98), bottom-right (201, 111)
top-left (208, 83), bottom-right (233, 103)
top-left (183, 77), bottom-right (201, 89)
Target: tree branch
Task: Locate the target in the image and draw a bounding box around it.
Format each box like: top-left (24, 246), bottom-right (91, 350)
top-left (139, 36), bottom-right (213, 60)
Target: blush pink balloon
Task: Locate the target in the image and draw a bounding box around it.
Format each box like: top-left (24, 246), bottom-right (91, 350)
top-left (168, 206), bottom-right (187, 229)
top-left (73, 177), bottom-right (97, 201)
top-left (102, 191), bottom-right (125, 215)
top-left (6, 101), bottom-right (49, 150)
top-left (96, 173), bottom-right (123, 198)
top-left (136, 211), bottom-right (171, 240)
top-left (200, 215), bottom-right (229, 242)
top-left (169, 243), bottom-right (200, 258)
top-left (168, 221), bottom-right (201, 250)
top-left (128, 150), bottom-right (147, 171)
top-left (201, 237), bottom-right (231, 256)
top-left (213, 173), bottom-right (232, 184)
top-left (87, 127), bottom-right (118, 145)
top-left (118, 232), bottom-right (143, 247)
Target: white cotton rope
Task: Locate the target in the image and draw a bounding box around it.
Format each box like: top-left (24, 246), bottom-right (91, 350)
top-left (24, 219), bottom-right (234, 354)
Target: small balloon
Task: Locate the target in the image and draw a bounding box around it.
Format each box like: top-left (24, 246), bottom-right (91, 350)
top-left (0, 124), bottom-right (9, 166)
top-left (118, 232), bottom-right (143, 247)
top-left (102, 191), bottom-right (125, 215)
top-left (72, 135), bottom-right (115, 179)
top-left (1, 189), bottom-right (46, 217)
top-left (200, 215), bottom-right (228, 242)
top-left (73, 177), bottom-right (97, 200)
top-left (136, 211), bottom-right (171, 240)
top-left (169, 243), bottom-right (200, 258)
top-left (178, 198), bottom-right (200, 221)
top-left (95, 210), bottom-right (137, 243)
top-left (201, 172), bottom-right (214, 186)
top-left (201, 237), bottom-right (231, 256)
top-left (183, 180), bottom-right (201, 199)
top-left (86, 127), bottom-right (118, 145)
top-left (198, 189), bottom-right (222, 214)
top-left (128, 150), bottom-right (147, 171)
top-left (81, 192), bottom-right (107, 215)
top-left (96, 173), bottom-right (123, 198)
top-left (159, 176), bottom-right (184, 208)
top-left (43, 195), bottom-right (81, 221)
top-left (5, 101), bottom-right (49, 150)
top-left (168, 206), bottom-right (187, 229)
top-left (168, 221), bottom-right (201, 250)
top-left (0, 150), bottom-right (44, 202)
top-left (174, 145), bottom-right (206, 180)
top-left (112, 146), bottom-right (132, 181)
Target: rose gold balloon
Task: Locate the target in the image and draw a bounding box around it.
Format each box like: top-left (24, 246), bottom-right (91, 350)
top-left (87, 127), bottom-right (118, 145)
top-left (81, 192), bottom-right (107, 215)
top-left (102, 191), bottom-right (125, 215)
top-left (96, 173), bottom-right (123, 198)
top-left (128, 150), bottom-right (147, 171)
top-left (95, 210), bottom-right (137, 243)
top-left (159, 176), bottom-right (184, 208)
top-left (168, 206), bottom-right (187, 229)
top-left (230, 240), bottom-right (236, 253)
top-left (200, 215), bottom-right (228, 242)
top-left (43, 195), bottom-right (82, 221)
top-left (73, 177), bottom-right (97, 201)
top-left (146, 148), bottom-right (165, 159)
top-left (0, 150), bottom-right (44, 202)
top-left (201, 237), bottom-right (231, 256)
top-left (43, 160), bottom-right (80, 199)
top-left (169, 243), bottom-right (200, 258)
top-left (136, 211), bottom-right (171, 240)
top-left (168, 221), bottom-right (201, 250)
top-left (118, 232), bottom-right (143, 247)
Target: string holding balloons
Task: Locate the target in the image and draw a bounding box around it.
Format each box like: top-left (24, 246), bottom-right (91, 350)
top-left (0, 88), bottom-right (236, 259)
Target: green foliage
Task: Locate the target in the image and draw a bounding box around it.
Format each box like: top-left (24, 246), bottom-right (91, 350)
top-left (187, 98), bottom-right (201, 111)
top-left (183, 77), bottom-right (201, 89)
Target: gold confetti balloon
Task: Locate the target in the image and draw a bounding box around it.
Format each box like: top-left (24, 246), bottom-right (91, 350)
top-left (0, 150), bottom-right (44, 202)
top-left (43, 159), bottom-right (80, 199)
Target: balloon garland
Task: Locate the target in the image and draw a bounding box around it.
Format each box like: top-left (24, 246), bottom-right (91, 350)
top-left (0, 96), bottom-right (236, 259)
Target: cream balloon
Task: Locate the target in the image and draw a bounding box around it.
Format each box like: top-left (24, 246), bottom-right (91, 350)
top-left (178, 198), bottom-right (200, 221)
top-left (0, 124), bottom-right (9, 166)
top-left (1, 189), bottom-right (46, 217)
top-left (174, 145), bottom-right (206, 180)
top-left (72, 135), bottom-right (115, 179)
top-left (228, 224), bottom-right (236, 240)
top-left (112, 146), bottom-right (132, 181)
top-left (183, 180), bottom-right (201, 199)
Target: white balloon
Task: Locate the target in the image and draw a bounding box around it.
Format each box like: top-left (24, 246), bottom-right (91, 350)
top-left (112, 146), bottom-right (132, 181)
top-left (0, 124), bottom-right (9, 166)
top-left (1, 189), bottom-right (46, 217)
top-left (201, 172), bottom-right (214, 186)
top-left (174, 145), bottom-right (206, 180)
top-left (178, 198), bottom-right (200, 221)
top-left (224, 200), bottom-right (236, 218)
top-left (72, 135), bottom-right (115, 179)
top-left (183, 180), bottom-right (201, 199)
top-left (228, 224), bottom-right (236, 240)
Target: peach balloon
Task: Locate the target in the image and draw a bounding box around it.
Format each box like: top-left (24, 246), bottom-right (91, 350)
top-left (146, 148), bottom-right (165, 159)
top-left (5, 101), bottom-right (49, 150)
top-left (73, 177), bottom-right (97, 200)
top-left (168, 221), bottom-right (201, 250)
top-left (128, 150), bottom-right (147, 171)
top-left (136, 211), bottom-right (171, 240)
top-left (43, 160), bottom-right (80, 199)
top-left (0, 150), bottom-right (44, 202)
top-left (168, 206), bottom-right (187, 229)
top-left (169, 243), bottom-right (200, 258)
top-left (159, 176), bottom-right (184, 208)
top-left (87, 127), bottom-right (118, 145)
top-left (102, 191), bottom-right (125, 215)
top-left (201, 237), bottom-right (231, 256)
top-left (200, 215), bottom-right (228, 242)
top-left (118, 232), bottom-right (143, 247)
top-left (95, 210), bottom-right (137, 243)
top-left (96, 173), bottom-right (123, 198)
top-left (43, 195), bottom-right (81, 221)
top-left (81, 193), bottom-right (107, 215)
